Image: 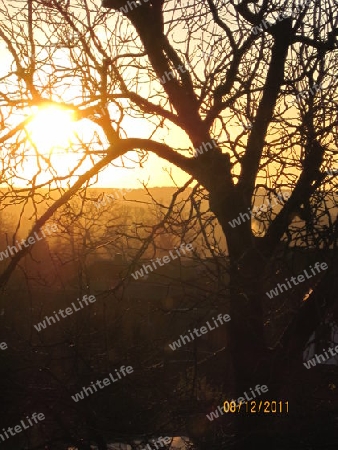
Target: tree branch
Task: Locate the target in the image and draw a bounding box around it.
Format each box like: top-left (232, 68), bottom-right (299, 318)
top-left (238, 18), bottom-right (293, 200)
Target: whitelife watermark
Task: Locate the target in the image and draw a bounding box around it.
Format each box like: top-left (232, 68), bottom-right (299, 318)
top-left (206, 385), bottom-right (269, 421)
top-left (71, 365), bottom-right (133, 402)
top-left (131, 243), bottom-right (193, 280)
top-left (115, 0), bottom-right (150, 14)
top-left (159, 64), bottom-right (188, 85)
top-left (228, 192), bottom-right (290, 228)
top-left (92, 188), bottom-right (133, 210)
top-left (266, 262), bottom-right (328, 299)
top-left (0, 224), bottom-right (58, 261)
top-left (139, 436), bottom-right (172, 450)
top-left (188, 139), bottom-right (217, 158)
top-left (252, 0), bottom-right (312, 35)
top-left (34, 294), bottom-right (96, 332)
top-left (292, 76), bottom-right (338, 105)
top-left (169, 314), bottom-right (231, 351)
top-left (0, 413), bottom-right (45, 444)
top-left (325, 167), bottom-right (338, 176)
top-left (303, 345), bottom-right (338, 369)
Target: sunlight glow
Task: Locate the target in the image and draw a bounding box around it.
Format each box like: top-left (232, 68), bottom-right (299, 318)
top-left (26, 105), bottom-right (75, 153)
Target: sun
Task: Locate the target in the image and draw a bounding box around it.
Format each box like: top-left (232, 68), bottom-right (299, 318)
top-left (26, 105), bottom-right (75, 152)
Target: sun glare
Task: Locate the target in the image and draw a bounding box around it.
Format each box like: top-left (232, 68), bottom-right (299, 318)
top-left (26, 106), bottom-right (75, 152)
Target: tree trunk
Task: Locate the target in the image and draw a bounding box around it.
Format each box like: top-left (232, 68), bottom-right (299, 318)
top-left (209, 179), bottom-right (338, 447)
top-left (209, 185), bottom-right (285, 446)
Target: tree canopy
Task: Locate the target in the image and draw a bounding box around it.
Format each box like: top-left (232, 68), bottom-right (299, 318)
top-left (0, 0), bottom-right (338, 448)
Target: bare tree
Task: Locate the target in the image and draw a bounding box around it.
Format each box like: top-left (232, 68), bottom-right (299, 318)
top-left (0, 0), bottom-right (338, 447)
